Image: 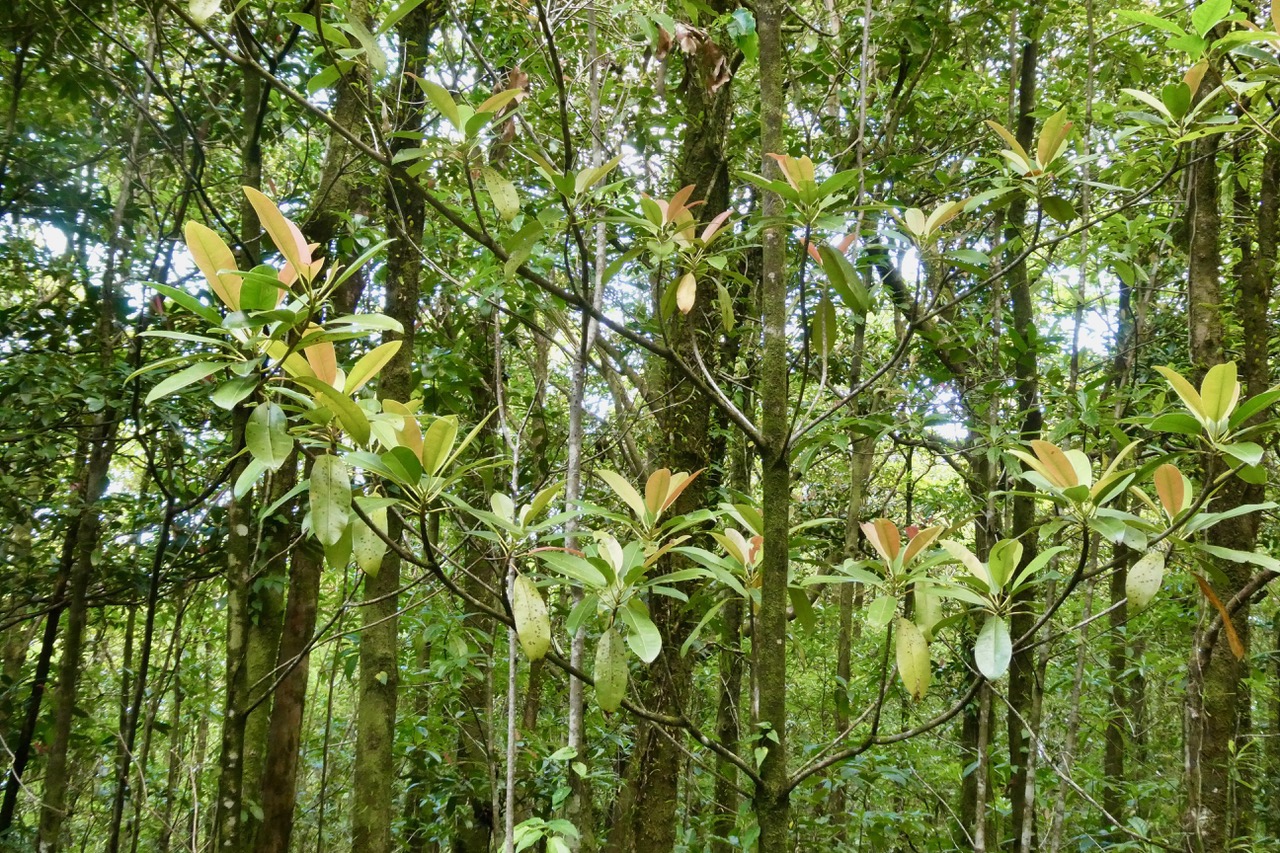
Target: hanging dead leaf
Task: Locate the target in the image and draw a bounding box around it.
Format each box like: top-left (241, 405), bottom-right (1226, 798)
top-left (1192, 573), bottom-right (1245, 659)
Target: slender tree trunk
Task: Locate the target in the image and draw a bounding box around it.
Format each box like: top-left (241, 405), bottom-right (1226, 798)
top-left (0, 512), bottom-right (77, 836)
top-left (1103, 556), bottom-right (1129, 830)
top-left (107, 502), bottom-right (175, 853)
top-left (251, 534), bottom-right (322, 853)
top-left (1004, 16), bottom-right (1042, 852)
top-left (211, 408), bottom-right (256, 853)
top-left (240, 470), bottom-right (289, 851)
top-left (1268, 611), bottom-right (1280, 841)
top-left (1180, 92), bottom-right (1272, 845)
top-left (756, 0), bottom-right (791, 846)
top-left (352, 11), bottom-right (430, 849)
top-left (34, 66), bottom-right (146, 843)
top-left (609, 4), bottom-right (734, 848)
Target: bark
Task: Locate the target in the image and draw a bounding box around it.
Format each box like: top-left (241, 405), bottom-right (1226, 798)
top-left (240, 467), bottom-right (290, 850)
top-left (251, 534), bottom-right (323, 853)
top-left (1102, 557), bottom-right (1128, 828)
top-left (34, 61), bottom-right (145, 842)
top-left (608, 3), bottom-right (734, 848)
top-left (1004, 16), bottom-right (1042, 852)
top-left (755, 0), bottom-right (791, 847)
top-left (1179, 92), bottom-right (1273, 847)
top-left (0, 513), bottom-right (77, 836)
top-left (1268, 611), bottom-right (1280, 841)
top-left (211, 409), bottom-right (256, 853)
top-left (305, 0), bottom-right (373, 314)
top-left (352, 13), bottom-right (431, 852)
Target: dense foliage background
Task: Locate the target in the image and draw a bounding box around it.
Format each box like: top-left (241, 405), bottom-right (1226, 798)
top-left (2, 0), bottom-right (1279, 851)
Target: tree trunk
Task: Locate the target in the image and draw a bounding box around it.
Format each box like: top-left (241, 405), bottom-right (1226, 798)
top-left (211, 409), bottom-right (256, 853)
top-left (609, 4), bottom-right (734, 847)
top-left (756, 0), bottom-right (791, 847)
top-left (351, 11), bottom-right (431, 850)
top-left (1180, 98), bottom-right (1273, 847)
top-left (34, 69), bottom-right (145, 843)
top-left (251, 534), bottom-right (323, 853)
top-left (1004, 16), bottom-right (1042, 852)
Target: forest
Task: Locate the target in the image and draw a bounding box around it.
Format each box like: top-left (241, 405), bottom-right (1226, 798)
top-left (2, 0), bottom-right (1280, 850)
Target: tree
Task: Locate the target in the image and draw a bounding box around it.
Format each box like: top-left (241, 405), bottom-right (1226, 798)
top-left (2, 1), bottom-right (1280, 852)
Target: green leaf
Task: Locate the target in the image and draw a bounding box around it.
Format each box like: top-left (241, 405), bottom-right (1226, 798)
top-left (1200, 362), bottom-right (1240, 424)
top-left (1195, 542), bottom-right (1280, 572)
top-left (380, 446), bottom-right (424, 485)
top-left (420, 416), bottom-right (458, 475)
top-left (1040, 195), bottom-right (1077, 224)
top-left (1126, 550), bottom-right (1166, 611)
top-left (377, 0), bottom-right (426, 34)
top-left (537, 551), bottom-right (608, 588)
top-left (812, 295), bottom-right (837, 358)
top-left (593, 628), bottom-right (628, 713)
top-left (293, 376), bottom-right (372, 446)
top-left (344, 341), bottom-right (402, 395)
top-left (1115, 8), bottom-right (1187, 37)
top-left (234, 456), bottom-right (268, 500)
top-left (209, 376), bottom-right (259, 410)
top-left (1219, 441), bottom-right (1263, 468)
top-left (327, 310), bottom-right (403, 333)
top-left (619, 598), bottom-right (662, 663)
top-left (865, 595), bottom-right (897, 628)
top-left (150, 281), bottom-right (223, 326)
top-left (246, 402), bottom-right (293, 470)
top-left (307, 64), bottom-right (342, 95)
top-left (511, 574), bottom-right (551, 661)
top-left (325, 522), bottom-right (353, 570)
top-left (1162, 82), bottom-right (1192, 120)
top-left (242, 187), bottom-right (307, 273)
top-left (418, 77), bottom-right (460, 129)
top-left (596, 470), bottom-right (648, 522)
top-left (1230, 385), bottom-right (1280, 428)
top-left (789, 586), bottom-right (817, 633)
top-left (975, 615), bottom-right (1011, 680)
top-left (1154, 365), bottom-right (1207, 422)
top-left (1149, 412), bottom-right (1203, 435)
top-left (895, 618), bottom-right (931, 700)
top-left (482, 167), bottom-right (520, 223)
top-left (1121, 88), bottom-right (1173, 121)
top-left (310, 454), bottom-right (352, 547)
top-left (818, 245), bottom-right (868, 314)
top-left (987, 539), bottom-right (1023, 591)
top-left (184, 221), bottom-right (241, 309)
top-left (145, 361), bottom-right (228, 405)
top-left (1191, 0), bottom-right (1231, 37)
top-left (352, 506), bottom-right (388, 576)
top-left (503, 220), bottom-right (544, 279)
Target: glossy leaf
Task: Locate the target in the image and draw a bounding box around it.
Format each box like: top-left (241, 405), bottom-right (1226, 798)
top-left (245, 402), bottom-right (292, 470)
top-left (183, 222), bottom-right (240, 309)
top-left (619, 598), bottom-right (662, 663)
top-left (310, 454), bottom-right (352, 547)
top-left (593, 628), bottom-right (628, 713)
top-left (975, 615), bottom-right (1012, 680)
top-left (895, 618), bottom-right (931, 700)
top-left (511, 574), bottom-right (551, 661)
top-left (344, 341), bottom-right (402, 396)
top-left (145, 361), bottom-right (227, 405)
top-left (1126, 550), bottom-right (1166, 612)
top-left (242, 186), bottom-right (309, 272)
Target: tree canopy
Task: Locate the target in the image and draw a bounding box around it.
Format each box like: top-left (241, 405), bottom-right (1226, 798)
top-left (2, 0), bottom-right (1280, 851)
